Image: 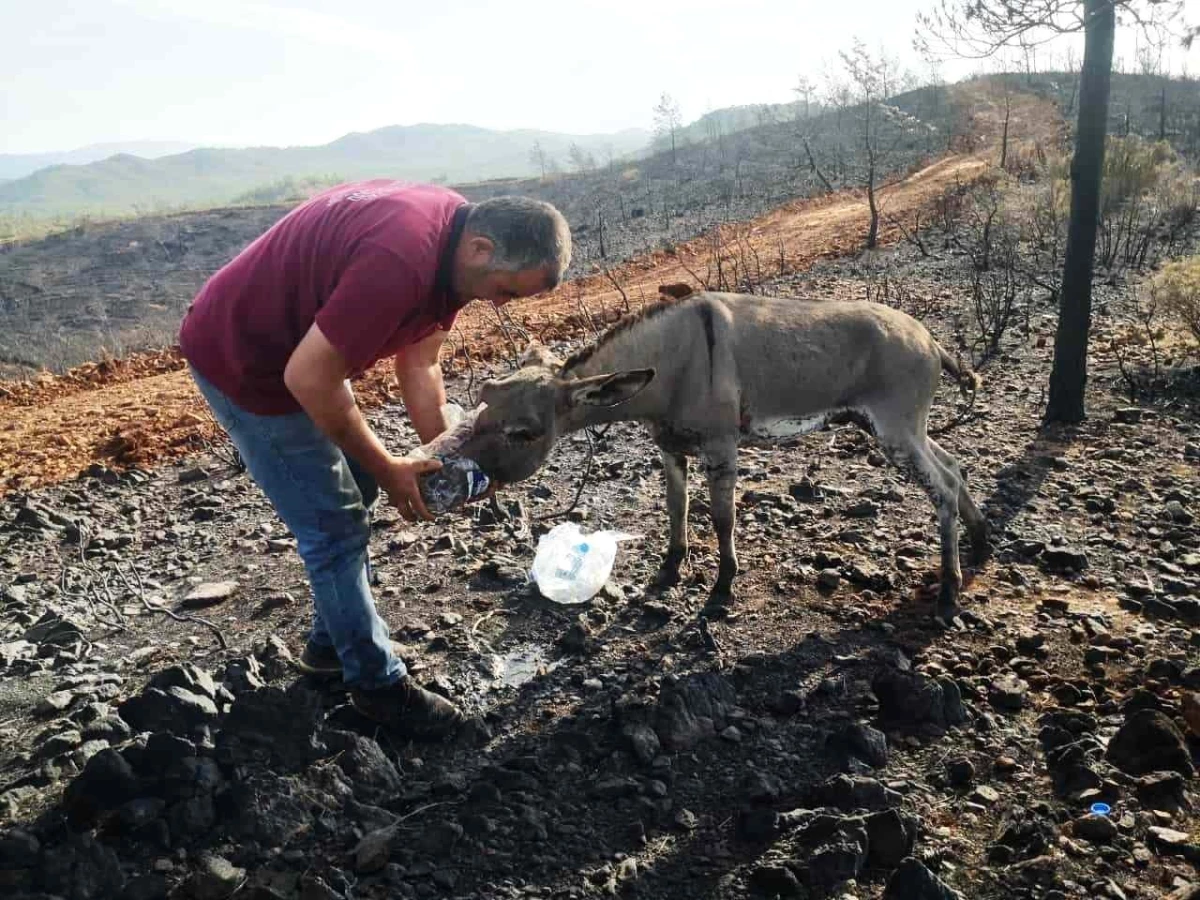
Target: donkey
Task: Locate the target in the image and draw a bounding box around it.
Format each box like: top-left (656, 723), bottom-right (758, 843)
top-left (455, 290), bottom-right (989, 623)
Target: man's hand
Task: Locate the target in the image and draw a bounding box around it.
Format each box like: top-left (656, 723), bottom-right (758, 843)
top-left (379, 456), bottom-right (443, 522)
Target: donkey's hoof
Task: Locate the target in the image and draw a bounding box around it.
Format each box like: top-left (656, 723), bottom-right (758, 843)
top-left (702, 589), bottom-right (735, 620)
top-left (969, 530), bottom-right (992, 566)
top-left (651, 566), bottom-right (683, 591)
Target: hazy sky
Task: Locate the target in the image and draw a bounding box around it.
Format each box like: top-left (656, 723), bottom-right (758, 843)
top-left (3, 0), bottom-right (1197, 154)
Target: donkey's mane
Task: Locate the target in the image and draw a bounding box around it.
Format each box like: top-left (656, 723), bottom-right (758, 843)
top-left (562, 294), bottom-right (696, 373)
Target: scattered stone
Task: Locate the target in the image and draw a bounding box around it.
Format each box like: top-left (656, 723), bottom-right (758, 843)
top-left (36, 689), bottom-right (76, 715)
top-left (816, 774), bottom-right (899, 812)
top-left (946, 758), bottom-right (975, 787)
top-left (882, 857), bottom-right (964, 900)
top-left (1106, 710), bottom-right (1194, 777)
top-left (1073, 814), bottom-right (1118, 843)
top-left (1137, 771), bottom-right (1188, 812)
top-left (1041, 546), bottom-right (1089, 572)
top-left (61, 748), bottom-right (139, 826)
top-left (182, 854), bottom-right (246, 900)
top-left (750, 864), bottom-right (802, 896)
top-left (622, 723), bottom-right (661, 765)
top-left (866, 809), bottom-right (917, 869)
top-left (828, 722), bottom-right (889, 768)
top-left (1183, 692), bottom-right (1200, 739)
top-left (118, 686), bottom-right (218, 733)
top-left (181, 580), bottom-right (238, 609)
top-left (872, 668), bottom-right (965, 730)
top-left (971, 785), bottom-right (1000, 806)
top-left (40, 832), bottom-right (125, 900)
top-left (335, 734), bottom-right (403, 798)
top-left (817, 569), bottom-right (841, 590)
top-left (989, 675), bottom-right (1028, 712)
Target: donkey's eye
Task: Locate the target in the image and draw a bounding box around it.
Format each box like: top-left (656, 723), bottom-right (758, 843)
top-left (505, 426), bottom-right (541, 442)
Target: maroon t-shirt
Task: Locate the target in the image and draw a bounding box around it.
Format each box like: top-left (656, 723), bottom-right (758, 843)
top-left (179, 180), bottom-right (469, 414)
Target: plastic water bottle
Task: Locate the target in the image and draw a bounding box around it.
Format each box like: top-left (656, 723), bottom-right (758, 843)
top-left (529, 522), bottom-right (639, 604)
top-left (419, 456), bottom-right (491, 514)
top-left (406, 402), bottom-right (490, 515)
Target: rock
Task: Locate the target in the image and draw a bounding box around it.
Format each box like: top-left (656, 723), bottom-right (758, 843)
top-left (1114, 407), bottom-right (1144, 424)
top-left (23, 611), bottom-right (85, 647)
top-left (162, 756), bottom-right (223, 801)
top-left (1106, 710), bottom-right (1194, 777)
top-left (0, 828), bottom-right (40, 868)
top-left (221, 656), bottom-right (265, 695)
top-left (807, 838), bottom-right (866, 891)
top-left (828, 723), bottom-right (889, 768)
top-left (1148, 827), bottom-right (1200, 861)
top-left (816, 774), bottom-right (899, 812)
top-left (225, 773), bottom-right (312, 846)
top-left (750, 864), bottom-right (802, 896)
top-left (123, 873), bottom-right (170, 900)
top-left (118, 686), bottom-right (218, 733)
top-left (354, 825), bottom-right (397, 873)
top-left (1073, 814), bottom-right (1118, 843)
top-left (1183, 692), bottom-right (1200, 739)
top-left (971, 785), bottom-right (1000, 806)
top-left (1165, 501), bottom-right (1193, 524)
top-left (149, 663), bottom-right (218, 700)
top-left (816, 568), bottom-right (842, 591)
top-left (989, 675), bottom-right (1028, 711)
top-left (116, 797), bottom-right (167, 832)
top-left (181, 581), bottom-right (239, 609)
top-left (1041, 547), bottom-right (1089, 572)
top-left (168, 794), bottom-right (216, 840)
top-left (178, 466), bottom-right (210, 484)
top-left (882, 858), bottom-right (964, 900)
top-left (946, 758), bottom-right (975, 787)
top-left (844, 500), bottom-right (879, 519)
top-left (866, 809), bottom-right (917, 869)
top-left (182, 854), bottom-right (246, 900)
top-left (218, 684), bottom-right (324, 770)
top-left (61, 748), bottom-right (140, 826)
top-left (872, 668), bottom-right (965, 730)
top-left (650, 673), bottom-right (736, 751)
top-left (40, 832), bottom-right (125, 900)
top-left (1136, 771), bottom-right (1188, 811)
top-left (336, 735), bottom-right (402, 798)
top-left (622, 723), bottom-right (661, 765)
top-left (36, 690), bottom-right (77, 716)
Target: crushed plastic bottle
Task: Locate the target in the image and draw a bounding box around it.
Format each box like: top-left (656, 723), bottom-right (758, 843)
top-left (529, 521), bottom-right (639, 604)
top-left (406, 402), bottom-right (491, 515)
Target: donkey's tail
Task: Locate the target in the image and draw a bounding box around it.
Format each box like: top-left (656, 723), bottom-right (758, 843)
top-left (930, 344), bottom-right (982, 437)
top-left (938, 345), bottom-right (981, 399)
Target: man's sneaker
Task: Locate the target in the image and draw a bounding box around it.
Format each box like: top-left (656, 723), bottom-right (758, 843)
top-left (296, 640), bottom-right (413, 678)
top-left (350, 677), bottom-right (464, 739)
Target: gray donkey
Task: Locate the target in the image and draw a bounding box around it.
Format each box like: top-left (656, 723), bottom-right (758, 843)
top-left (455, 289), bottom-right (989, 623)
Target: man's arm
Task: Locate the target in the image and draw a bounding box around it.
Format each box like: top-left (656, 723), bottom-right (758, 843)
top-left (394, 329), bottom-right (451, 445)
top-left (284, 321), bottom-right (440, 521)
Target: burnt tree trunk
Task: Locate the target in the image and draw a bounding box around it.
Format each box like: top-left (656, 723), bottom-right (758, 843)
top-left (866, 157), bottom-right (880, 249)
top-left (1045, 0), bottom-right (1115, 425)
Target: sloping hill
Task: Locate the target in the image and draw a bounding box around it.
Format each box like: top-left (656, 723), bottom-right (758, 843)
top-left (0, 141), bottom-right (196, 181)
top-left (0, 125), bottom-right (650, 217)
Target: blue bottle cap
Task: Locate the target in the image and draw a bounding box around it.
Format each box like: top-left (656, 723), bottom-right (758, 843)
top-left (1089, 802), bottom-right (1111, 816)
top-left (578, 543), bottom-right (589, 552)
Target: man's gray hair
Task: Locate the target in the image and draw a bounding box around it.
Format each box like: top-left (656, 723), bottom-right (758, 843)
top-left (464, 197), bottom-right (572, 288)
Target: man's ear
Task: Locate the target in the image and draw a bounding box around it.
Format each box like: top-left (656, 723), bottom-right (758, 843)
top-left (519, 342), bottom-right (562, 370)
top-left (564, 369), bottom-right (656, 408)
top-left (463, 234), bottom-right (495, 266)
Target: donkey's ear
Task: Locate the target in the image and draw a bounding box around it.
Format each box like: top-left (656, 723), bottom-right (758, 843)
top-left (565, 369), bottom-right (656, 409)
top-left (518, 342), bottom-right (561, 370)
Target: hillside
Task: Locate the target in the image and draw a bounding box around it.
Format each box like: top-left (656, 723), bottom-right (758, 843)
top-left (0, 141), bottom-right (197, 181)
top-left (0, 125), bottom-right (650, 217)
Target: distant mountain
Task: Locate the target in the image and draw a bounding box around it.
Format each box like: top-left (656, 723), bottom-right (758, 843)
top-left (0, 141), bottom-right (197, 181)
top-left (0, 125), bottom-right (651, 217)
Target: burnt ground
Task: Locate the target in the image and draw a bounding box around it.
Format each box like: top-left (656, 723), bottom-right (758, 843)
top-left (1, 236), bottom-right (1199, 900)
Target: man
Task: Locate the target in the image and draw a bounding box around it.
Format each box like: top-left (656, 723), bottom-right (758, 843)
top-left (178, 179), bottom-right (571, 738)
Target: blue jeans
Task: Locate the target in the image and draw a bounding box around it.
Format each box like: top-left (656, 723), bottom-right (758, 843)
top-left (188, 365), bottom-right (404, 688)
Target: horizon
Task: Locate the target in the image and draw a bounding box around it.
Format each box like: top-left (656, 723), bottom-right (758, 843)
top-left (5, 0), bottom-right (1197, 157)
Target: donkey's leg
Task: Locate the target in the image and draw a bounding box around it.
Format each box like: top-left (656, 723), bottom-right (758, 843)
top-left (874, 420), bottom-right (964, 622)
top-left (654, 449), bottom-right (690, 588)
top-left (928, 439), bottom-right (989, 563)
top-left (701, 439), bottom-right (740, 610)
